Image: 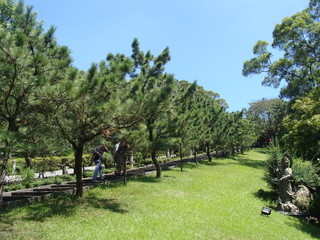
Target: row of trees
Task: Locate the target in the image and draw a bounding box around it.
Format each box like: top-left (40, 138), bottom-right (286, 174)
top-left (0, 0), bottom-right (258, 202)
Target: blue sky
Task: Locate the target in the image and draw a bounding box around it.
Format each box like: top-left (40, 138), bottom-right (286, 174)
top-left (24, 0), bottom-right (309, 112)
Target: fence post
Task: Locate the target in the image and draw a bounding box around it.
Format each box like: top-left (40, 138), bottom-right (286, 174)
top-left (129, 151), bottom-right (134, 168)
top-left (62, 158), bottom-right (68, 175)
top-left (11, 160), bottom-right (16, 174)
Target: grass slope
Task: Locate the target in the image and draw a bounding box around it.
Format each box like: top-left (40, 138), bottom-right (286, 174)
top-left (1, 149), bottom-right (319, 240)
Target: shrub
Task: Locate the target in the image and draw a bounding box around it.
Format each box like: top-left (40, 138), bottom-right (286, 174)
top-left (263, 143), bottom-right (319, 189)
top-left (54, 177), bottom-right (63, 184)
top-left (20, 166), bottom-right (35, 182)
top-left (42, 178), bottom-right (54, 185)
top-left (4, 173), bottom-right (77, 192)
top-left (292, 158), bottom-right (319, 189)
top-left (263, 145), bottom-right (283, 192)
top-left (132, 151), bottom-right (144, 163)
top-left (59, 174), bottom-right (75, 181)
top-left (4, 183), bottom-right (24, 192)
top-left (24, 182), bottom-right (35, 189)
top-left (83, 170), bottom-right (94, 178)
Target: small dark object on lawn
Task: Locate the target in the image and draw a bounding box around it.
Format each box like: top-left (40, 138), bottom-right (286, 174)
top-left (261, 207), bottom-right (272, 215)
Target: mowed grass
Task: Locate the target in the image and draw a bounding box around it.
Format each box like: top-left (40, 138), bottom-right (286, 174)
top-left (1, 149), bottom-right (320, 240)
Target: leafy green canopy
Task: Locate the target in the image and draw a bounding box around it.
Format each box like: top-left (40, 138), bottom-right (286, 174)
top-left (246, 98), bottom-right (287, 147)
top-left (0, 0), bottom-right (72, 201)
top-left (282, 87), bottom-right (320, 160)
top-left (243, 1), bottom-right (320, 161)
top-left (243, 4), bottom-right (320, 101)
top-left (129, 38), bottom-right (175, 177)
top-left (0, 0), bottom-right (71, 132)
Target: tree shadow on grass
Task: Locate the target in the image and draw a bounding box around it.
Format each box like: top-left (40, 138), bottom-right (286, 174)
top-left (85, 191), bottom-right (128, 214)
top-left (233, 157), bottom-right (266, 169)
top-left (0, 191), bottom-right (128, 224)
top-left (127, 169), bottom-right (183, 184)
top-left (162, 152), bottom-right (267, 171)
top-left (162, 162), bottom-right (199, 172)
top-left (23, 194), bottom-right (127, 222)
top-left (253, 189), bottom-right (278, 205)
top-left (254, 148), bottom-right (269, 155)
top-left (206, 155), bottom-right (267, 170)
top-left (0, 194), bottom-right (80, 229)
top-left (21, 194), bottom-right (79, 221)
top-left (286, 216), bottom-right (320, 239)
top-left (197, 160), bottom-right (221, 166)
top-left (180, 162), bottom-right (199, 170)
top-left (130, 175), bottom-right (162, 184)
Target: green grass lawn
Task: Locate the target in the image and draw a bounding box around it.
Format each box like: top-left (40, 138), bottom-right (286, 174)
top-left (1, 149), bottom-right (319, 240)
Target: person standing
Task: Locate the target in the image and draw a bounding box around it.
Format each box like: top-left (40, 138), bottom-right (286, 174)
top-left (92, 144), bottom-right (108, 180)
top-left (114, 140), bottom-right (130, 176)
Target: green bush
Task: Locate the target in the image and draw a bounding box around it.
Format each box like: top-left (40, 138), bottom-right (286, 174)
top-left (20, 166), bottom-right (35, 182)
top-left (132, 151), bottom-right (144, 163)
top-left (4, 183), bottom-right (24, 192)
top-left (263, 145), bottom-right (283, 192)
top-left (139, 159), bottom-right (153, 165)
top-left (263, 143), bottom-right (319, 190)
top-left (33, 157), bottom-right (64, 172)
top-left (42, 178), bottom-right (55, 185)
top-left (59, 174), bottom-right (75, 181)
top-left (53, 177), bottom-right (63, 184)
top-left (83, 170), bottom-right (94, 178)
top-left (32, 182), bottom-right (41, 187)
top-left (6, 161), bottom-right (13, 175)
top-left (292, 158), bottom-right (320, 189)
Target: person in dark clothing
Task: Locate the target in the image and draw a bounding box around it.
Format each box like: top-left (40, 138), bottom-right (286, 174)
top-left (114, 140), bottom-right (130, 176)
top-left (92, 144), bottom-right (108, 180)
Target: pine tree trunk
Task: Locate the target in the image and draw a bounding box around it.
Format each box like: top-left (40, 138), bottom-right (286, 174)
top-left (206, 142), bottom-right (212, 162)
top-left (179, 142), bottom-right (183, 171)
top-left (25, 157), bottom-right (33, 168)
top-left (193, 148), bottom-right (198, 165)
top-left (8, 118), bottom-right (19, 132)
top-left (0, 141), bottom-right (10, 205)
top-left (0, 158), bottom-right (8, 205)
top-left (74, 144), bottom-right (84, 197)
top-left (151, 150), bottom-right (161, 178)
top-left (124, 153), bottom-right (127, 185)
top-left (147, 121), bottom-right (161, 178)
top-left (0, 123), bottom-right (19, 204)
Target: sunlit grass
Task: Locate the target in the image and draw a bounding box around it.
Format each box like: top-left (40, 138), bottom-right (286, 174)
top-left (1, 149), bottom-right (319, 240)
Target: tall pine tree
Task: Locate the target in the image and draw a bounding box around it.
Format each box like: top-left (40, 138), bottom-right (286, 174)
top-left (130, 38), bottom-right (174, 178)
top-left (0, 0), bottom-right (71, 202)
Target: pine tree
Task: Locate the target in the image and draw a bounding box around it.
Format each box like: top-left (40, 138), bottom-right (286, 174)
top-left (129, 38), bottom-right (174, 178)
top-left (41, 53), bottom-right (133, 196)
top-left (0, 1), bottom-right (71, 202)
